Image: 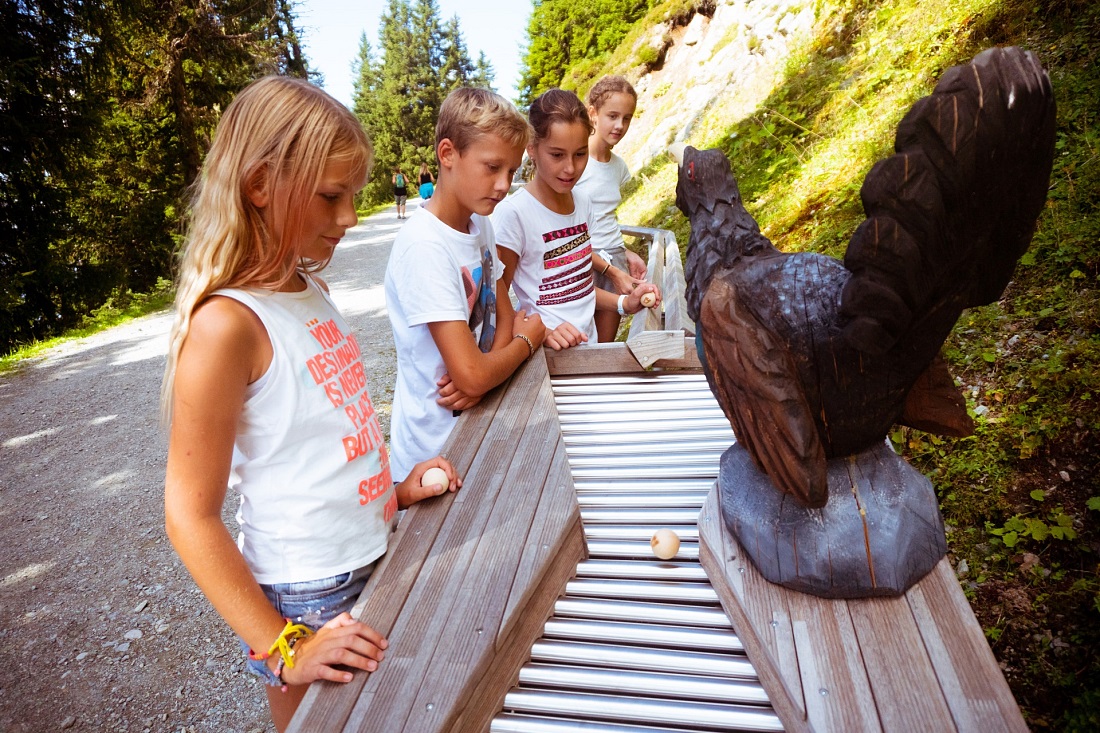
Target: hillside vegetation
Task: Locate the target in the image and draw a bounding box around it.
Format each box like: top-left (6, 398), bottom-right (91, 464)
top-left (527, 0), bottom-right (1099, 727)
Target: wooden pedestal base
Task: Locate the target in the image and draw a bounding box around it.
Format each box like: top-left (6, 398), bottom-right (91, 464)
top-left (718, 441), bottom-right (946, 598)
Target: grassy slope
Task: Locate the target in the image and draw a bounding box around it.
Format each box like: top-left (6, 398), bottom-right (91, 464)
top-left (598, 0), bottom-right (1099, 727)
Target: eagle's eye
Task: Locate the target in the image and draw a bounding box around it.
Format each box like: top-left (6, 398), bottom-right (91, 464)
top-left (687, 161), bottom-right (695, 181)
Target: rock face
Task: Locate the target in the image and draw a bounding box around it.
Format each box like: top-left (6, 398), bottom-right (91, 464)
top-left (619, 0), bottom-right (816, 171)
top-left (717, 440), bottom-right (947, 598)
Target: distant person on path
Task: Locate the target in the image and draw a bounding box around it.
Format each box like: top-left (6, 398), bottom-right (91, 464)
top-left (385, 87), bottom-right (546, 482)
top-left (418, 161), bottom-right (435, 200)
top-left (493, 88), bottom-right (659, 351)
top-left (576, 75), bottom-right (649, 342)
top-left (392, 166), bottom-right (409, 219)
top-left (161, 76), bottom-right (460, 732)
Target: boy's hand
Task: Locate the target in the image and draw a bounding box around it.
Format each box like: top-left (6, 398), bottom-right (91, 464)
top-left (513, 309), bottom-right (546, 348)
top-left (436, 374), bottom-right (482, 410)
top-left (626, 250), bottom-right (648, 281)
top-left (396, 456), bottom-right (462, 508)
top-left (277, 612), bottom-right (387, 685)
top-left (625, 283), bottom-right (662, 314)
top-left (545, 322), bottom-right (588, 351)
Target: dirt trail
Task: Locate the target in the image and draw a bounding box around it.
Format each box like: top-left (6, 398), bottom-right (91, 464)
top-left (0, 206), bottom-right (408, 733)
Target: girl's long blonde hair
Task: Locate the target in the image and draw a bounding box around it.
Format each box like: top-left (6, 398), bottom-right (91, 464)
top-left (161, 75), bottom-right (372, 421)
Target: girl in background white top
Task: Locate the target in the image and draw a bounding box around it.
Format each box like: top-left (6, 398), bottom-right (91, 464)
top-left (494, 88), bottom-right (659, 350)
top-left (161, 76), bottom-right (459, 732)
top-left (576, 75), bottom-right (652, 342)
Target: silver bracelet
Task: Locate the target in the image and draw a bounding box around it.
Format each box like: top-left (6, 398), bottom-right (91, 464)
top-left (514, 333), bottom-right (535, 360)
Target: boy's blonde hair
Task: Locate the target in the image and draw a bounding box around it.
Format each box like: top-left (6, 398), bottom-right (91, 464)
top-left (586, 75), bottom-right (637, 111)
top-left (436, 87), bottom-right (530, 157)
top-left (161, 75), bottom-right (372, 420)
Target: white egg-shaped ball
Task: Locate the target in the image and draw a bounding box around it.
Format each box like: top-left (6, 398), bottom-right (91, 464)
top-left (650, 528), bottom-right (680, 560)
top-left (421, 466), bottom-right (449, 491)
top-left (640, 292), bottom-right (657, 309)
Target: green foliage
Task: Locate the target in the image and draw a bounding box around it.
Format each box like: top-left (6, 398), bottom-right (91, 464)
top-left (1, 0), bottom-right (310, 356)
top-left (518, 0), bottom-right (659, 106)
top-left (352, 0), bottom-right (486, 206)
top-left (567, 0), bottom-right (1100, 722)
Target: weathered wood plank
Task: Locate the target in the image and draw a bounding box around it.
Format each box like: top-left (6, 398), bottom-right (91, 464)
top-left (906, 560), bottom-right (1027, 731)
top-left (545, 340), bottom-right (701, 376)
top-left (848, 596), bottom-right (954, 731)
top-left (699, 486), bottom-right (808, 732)
top-left (626, 330), bottom-right (687, 368)
top-left (398, 363), bottom-right (575, 732)
top-left (289, 352), bottom-right (581, 733)
top-left (661, 231), bottom-right (695, 334)
top-left (700, 485), bottom-right (1025, 732)
top-left (341, 358), bottom-right (550, 732)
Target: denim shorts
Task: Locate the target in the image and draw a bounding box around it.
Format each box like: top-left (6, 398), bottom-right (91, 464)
top-left (240, 562), bottom-right (376, 686)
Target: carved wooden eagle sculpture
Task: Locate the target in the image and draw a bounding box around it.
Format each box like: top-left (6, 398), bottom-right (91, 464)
top-left (674, 46), bottom-right (1056, 508)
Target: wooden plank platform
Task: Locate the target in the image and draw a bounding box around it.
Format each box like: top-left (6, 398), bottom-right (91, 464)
top-left (289, 352), bottom-right (587, 733)
top-left (698, 485), bottom-right (1026, 732)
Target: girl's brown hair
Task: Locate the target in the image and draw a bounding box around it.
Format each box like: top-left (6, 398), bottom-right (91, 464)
top-left (586, 75), bottom-right (637, 111)
top-left (529, 89), bottom-right (592, 143)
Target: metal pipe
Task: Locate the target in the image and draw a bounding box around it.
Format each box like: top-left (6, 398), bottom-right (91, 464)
top-left (501, 689), bottom-right (783, 731)
top-left (564, 578), bottom-right (719, 604)
top-left (528, 639), bottom-right (758, 679)
top-left (584, 540), bottom-right (700, 561)
top-left (580, 507), bottom-right (702, 524)
top-left (491, 713), bottom-right (700, 733)
top-left (553, 597), bottom-right (730, 628)
top-left (576, 560), bottom-right (710, 582)
top-left (583, 525), bottom-right (699, 542)
top-left (517, 663), bottom-right (770, 705)
top-left (542, 618), bottom-right (743, 653)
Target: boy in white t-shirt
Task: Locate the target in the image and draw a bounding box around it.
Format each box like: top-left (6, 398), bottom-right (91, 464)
top-left (385, 88), bottom-right (546, 481)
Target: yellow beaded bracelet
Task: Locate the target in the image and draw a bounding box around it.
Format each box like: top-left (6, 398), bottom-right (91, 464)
top-left (267, 618), bottom-right (315, 669)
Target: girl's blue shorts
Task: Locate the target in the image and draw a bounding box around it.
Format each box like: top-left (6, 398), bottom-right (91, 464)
top-left (239, 561), bottom-right (376, 686)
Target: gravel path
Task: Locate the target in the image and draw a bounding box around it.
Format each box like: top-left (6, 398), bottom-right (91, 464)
top-left (0, 205), bottom-right (408, 732)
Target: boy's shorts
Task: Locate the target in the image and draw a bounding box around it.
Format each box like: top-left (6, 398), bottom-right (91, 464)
top-left (394, 194), bottom-right (407, 205)
top-left (594, 248), bottom-right (630, 294)
top-left (239, 561), bottom-right (376, 686)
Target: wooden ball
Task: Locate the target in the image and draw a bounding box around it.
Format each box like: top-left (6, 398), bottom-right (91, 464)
top-left (650, 528), bottom-right (680, 559)
top-left (640, 292), bottom-right (657, 309)
top-left (421, 466), bottom-right (449, 491)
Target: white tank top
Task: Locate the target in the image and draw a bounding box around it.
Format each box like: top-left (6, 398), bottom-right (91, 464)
top-left (216, 277), bottom-right (393, 584)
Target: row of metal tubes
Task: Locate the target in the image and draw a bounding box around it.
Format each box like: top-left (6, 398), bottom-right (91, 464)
top-left (530, 639), bottom-right (756, 680)
top-left (563, 432), bottom-right (732, 449)
top-left (498, 690), bottom-right (783, 733)
top-left (543, 617), bottom-right (742, 654)
top-left (498, 381), bottom-right (777, 732)
top-left (576, 560), bottom-right (709, 583)
top-left (563, 440), bottom-right (732, 457)
top-left (573, 468), bottom-right (720, 483)
top-left (558, 416), bottom-right (730, 433)
top-left (517, 663), bottom-right (769, 706)
top-left (567, 454), bottom-right (725, 470)
top-left (584, 525), bottom-right (699, 542)
top-left (549, 378), bottom-right (709, 392)
top-left (586, 539), bottom-right (700, 561)
top-left (550, 374), bottom-right (707, 387)
top-left (554, 394), bottom-right (717, 405)
top-left (557, 411), bottom-right (726, 426)
top-left (553, 597), bottom-right (729, 629)
top-left (572, 479), bottom-right (715, 492)
top-left (491, 712), bottom-right (720, 733)
top-left (581, 507), bottom-right (703, 524)
top-left (576, 493), bottom-right (708, 509)
top-left (565, 578), bottom-right (720, 605)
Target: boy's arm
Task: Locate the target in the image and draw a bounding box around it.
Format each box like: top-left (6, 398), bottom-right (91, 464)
top-left (594, 282), bottom-right (662, 314)
top-left (428, 314), bottom-right (542, 397)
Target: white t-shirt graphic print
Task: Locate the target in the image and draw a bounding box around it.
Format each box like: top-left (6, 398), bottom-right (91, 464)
top-left (493, 188), bottom-right (598, 344)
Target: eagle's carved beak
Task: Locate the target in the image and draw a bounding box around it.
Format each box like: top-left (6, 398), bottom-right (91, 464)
top-left (668, 143), bottom-right (686, 166)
